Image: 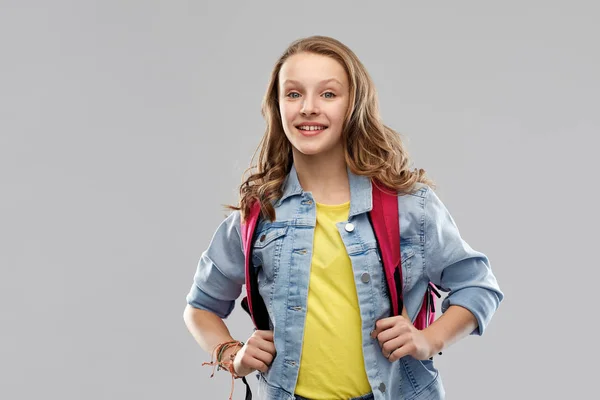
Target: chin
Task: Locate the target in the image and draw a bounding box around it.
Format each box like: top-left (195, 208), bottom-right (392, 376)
top-left (293, 143), bottom-right (337, 158)
top-left (295, 147), bottom-right (322, 156)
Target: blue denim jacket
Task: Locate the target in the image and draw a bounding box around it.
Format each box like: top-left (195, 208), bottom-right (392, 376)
top-left (186, 165), bottom-right (504, 400)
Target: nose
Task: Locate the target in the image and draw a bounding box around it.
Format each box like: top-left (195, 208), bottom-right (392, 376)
top-left (300, 96), bottom-right (319, 116)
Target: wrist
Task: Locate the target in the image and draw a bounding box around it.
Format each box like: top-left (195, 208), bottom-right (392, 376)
top-left (207, 340), bottom-right (244, 372)
top-left (423, 327), bottom-right (444, 358)
top-left (221, 345), bottom-right (240, 362)
top-left (211, 340), bottom-right (243, 359)
top-left (202, 340), bottom-right (245, 382)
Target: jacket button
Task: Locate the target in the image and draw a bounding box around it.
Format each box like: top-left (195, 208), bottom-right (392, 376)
top-left (379, 382), bottom-right (386, 392)
top-left (260, 234), bottom-right (266, 242)
top-left (361, 272), bottom-right (370, 283)
top-left (345, 223), bottom-right (355, 232)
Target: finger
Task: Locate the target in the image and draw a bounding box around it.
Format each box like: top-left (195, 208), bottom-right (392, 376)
top-left (242, 353), bottom-right (269, 373)
top-left (247, 333), bottom-right (277, 355)
top-left (263, 341), bottom-right (277, 356)
top-left (388, 344), bottom-right (413, 362)
top-left (248, 346), bottom-right (275, 367)
top-left (381, 333), bottom-right (410, 358)
top-left (387, 334), bottom-right (414, 362)
top-left (401, 305), bottom-right (410, 320)
top-left (254, 338), bottom-right (277, 356)
top-left (256, 330), bottom-right (274, 341)
top-left (370, 316), bottom-right (398, 338)
top-left (371, 316), bottom-right (408, 339)
top-left (375, 325), bottom-right (402, 344)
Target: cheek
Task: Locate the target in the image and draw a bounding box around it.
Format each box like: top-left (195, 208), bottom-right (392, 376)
top-left (279, 104), bottom-right (295, 126)
top-left (330, 102), bottom-right (348, 123)
top-left (278, 106), bottom-right (295, 139)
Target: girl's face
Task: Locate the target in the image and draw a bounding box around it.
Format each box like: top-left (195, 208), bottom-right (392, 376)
top-left (278, 52), bottom-right (350, 159)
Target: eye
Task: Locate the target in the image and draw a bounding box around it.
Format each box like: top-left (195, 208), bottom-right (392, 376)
top-left (323, 92), bottom-right (336, 99)
top-left (286, 92), bottom-right (300, 99)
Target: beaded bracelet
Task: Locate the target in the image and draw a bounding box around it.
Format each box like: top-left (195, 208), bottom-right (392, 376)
top-left (202, 340), bottom-right (245, 400)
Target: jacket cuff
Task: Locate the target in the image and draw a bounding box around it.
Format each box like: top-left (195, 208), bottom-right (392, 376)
top-left (186, 284), bottom-right (235, 319)
top-left (441, 286), bottom-right (502, 336)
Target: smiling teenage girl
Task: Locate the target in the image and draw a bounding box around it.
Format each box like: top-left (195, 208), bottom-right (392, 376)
top-left (184, 35), bottom-right (503, 400)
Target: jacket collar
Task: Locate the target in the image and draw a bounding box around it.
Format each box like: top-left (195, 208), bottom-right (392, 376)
top-left (277, 163), bottom-right (372, 217)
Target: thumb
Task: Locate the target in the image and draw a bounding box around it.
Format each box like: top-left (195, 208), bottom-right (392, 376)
top-left (401, 305), bottom-right (410, 321)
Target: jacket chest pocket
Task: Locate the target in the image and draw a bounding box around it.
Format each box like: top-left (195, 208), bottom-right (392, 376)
top-left (252, 226), bottom-right (288, 286)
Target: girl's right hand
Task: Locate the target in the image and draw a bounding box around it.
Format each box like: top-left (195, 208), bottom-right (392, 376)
top-left (233, 330), bottom-right (276, 377)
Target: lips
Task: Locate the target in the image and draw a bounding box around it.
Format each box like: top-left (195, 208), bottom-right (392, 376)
top-left (296, 125), bottom-right (327, 137)
top-left (295, 124), bottom-right (328, 129)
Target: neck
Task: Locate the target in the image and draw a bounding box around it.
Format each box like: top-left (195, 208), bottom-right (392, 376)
top-left (292, 145), bottom-right (350, 205)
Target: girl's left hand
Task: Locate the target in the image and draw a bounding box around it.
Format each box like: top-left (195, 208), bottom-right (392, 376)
top-left (370, 316), bottom-right (437, 362)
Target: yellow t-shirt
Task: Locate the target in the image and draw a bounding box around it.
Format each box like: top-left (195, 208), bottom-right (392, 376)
top-left (294, 201), bottom-right (372, 399)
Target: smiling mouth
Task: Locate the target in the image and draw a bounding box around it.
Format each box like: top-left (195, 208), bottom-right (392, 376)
top-left (296, 125), bottom-right (328, 131)
top-left (296, 126), bottom-right (327, 136)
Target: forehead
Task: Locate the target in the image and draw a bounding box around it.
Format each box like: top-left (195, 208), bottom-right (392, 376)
top-left (279, 53), bottom-right (348, 86)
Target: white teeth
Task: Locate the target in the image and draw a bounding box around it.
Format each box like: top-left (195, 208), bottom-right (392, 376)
top-left (298, 126), bottom-right (325, 131)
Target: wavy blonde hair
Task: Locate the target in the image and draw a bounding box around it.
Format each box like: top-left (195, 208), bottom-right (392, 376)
top-left (229, 35), bottom-right (435, 221)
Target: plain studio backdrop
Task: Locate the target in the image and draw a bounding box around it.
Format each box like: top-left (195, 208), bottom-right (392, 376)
top-left (1, 1), bottom-right (598, 399)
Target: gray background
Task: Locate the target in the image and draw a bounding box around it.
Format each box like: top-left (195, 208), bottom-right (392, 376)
top-left (1, 1), bottom-right (598, 399)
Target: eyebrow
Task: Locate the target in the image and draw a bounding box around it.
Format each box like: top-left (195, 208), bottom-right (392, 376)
top-left (282, 78), bottom-right (344, 87)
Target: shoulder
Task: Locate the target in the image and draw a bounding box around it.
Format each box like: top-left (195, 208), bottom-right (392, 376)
top-left (395, 183), bottom-right (431, 238)
top-left (397, 183), bottom-right (450, 215)
top-left (207, 210), bottom-right (243, 251)
top-left (395, 183), bottom-right (457, 240)
top-left (222, 209), bottom-right (242, 231)
top-left (396, 182), bottom-right (430, 211)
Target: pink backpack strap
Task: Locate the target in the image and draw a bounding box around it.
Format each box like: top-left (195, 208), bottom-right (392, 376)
top-left (239, 201), bottom-right (269, 330)
top-left (370, 182), bottom-right (403, 316)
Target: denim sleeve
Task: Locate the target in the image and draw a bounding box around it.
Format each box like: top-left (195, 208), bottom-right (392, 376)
top-left (423, 187), bottom-right (504, 335)
top-left (185, 211), bottom-right (246, 319)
